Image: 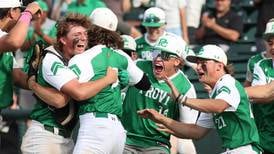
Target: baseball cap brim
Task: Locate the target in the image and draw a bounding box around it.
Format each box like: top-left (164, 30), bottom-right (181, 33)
top-left (186, 55), bottom-right (212, 63)
top-left (263, 33), bottom-right (274, 40)
top-left (142, 22), bottom-right (164, 27)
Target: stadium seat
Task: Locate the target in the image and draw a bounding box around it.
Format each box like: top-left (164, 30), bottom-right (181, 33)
top-left (238, 27), bottom-right (256, 43)
top-left (228, 43), bottom-right (257, 55)
top-left (244, 10), bottom-right (258, 26)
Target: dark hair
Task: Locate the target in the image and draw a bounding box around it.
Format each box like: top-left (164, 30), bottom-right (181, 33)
top-left (0, 8), bottom-right (11, 19)
top-left (55, 13), bottom-right (91, 50)
top-left (224, 63), bottom-right (234, 76)
top-left (87, 25), bottom-right (123, 49)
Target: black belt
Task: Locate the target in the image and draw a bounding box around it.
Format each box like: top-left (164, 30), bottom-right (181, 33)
top-left (43, 125), bottom-right (71, 138)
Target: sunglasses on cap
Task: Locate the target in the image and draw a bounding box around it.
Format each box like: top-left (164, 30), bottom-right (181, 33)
top-left (145, 15), bottom-right (160, 23)
top-left (152, 49), bottom-right (178, 61)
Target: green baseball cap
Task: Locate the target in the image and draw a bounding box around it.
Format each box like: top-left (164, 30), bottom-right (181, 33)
top-left (36, 0), bottom-right (48, 11)
top-left (142, 7), bottom-right (166, 27)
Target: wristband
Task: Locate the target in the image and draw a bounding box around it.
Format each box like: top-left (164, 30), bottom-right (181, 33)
top-left (18, 11), bottom-right (33, 24)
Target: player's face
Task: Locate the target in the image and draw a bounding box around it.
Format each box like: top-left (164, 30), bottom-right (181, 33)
top-left (266, 37), bottom-right (274, 59)
top-left (146, 26), bottom-right (164, 42)
top-left (152, 51), bottom-right (179, 79)
top-left (61, 25), bottom-right (88, 57)
top-left (215, 0), bottom-right (231, 13)
top-left (6, 7), bottom-right (22, 31)
top-left (196, 59), bottom-right (220, 87)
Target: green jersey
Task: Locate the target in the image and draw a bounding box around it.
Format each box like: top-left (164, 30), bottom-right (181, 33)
top-left (210, 74), bottom-right (260, 149)
top-left (30, 46), bottom-right (77, 130)
top-left (68, 45), bottom-right (144, 117)
top-left (0, 52), bottom-right (15, 109)
top-left (122, 60), bottom-right (196, 150)
top-left (22, 19), bottom-right (57, 72)
top-left (252, 58), bottom-right (274, 152)
top-left (0, 30), bottom-right (15, 109)
top-left (67, 0), bottom-right (106, 16)
top-left (246, 52), bottom-right (267, 82)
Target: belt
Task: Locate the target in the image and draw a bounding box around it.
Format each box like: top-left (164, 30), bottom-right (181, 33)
top-left (43, 125), bottom-right (71, 138)
top-left (92, 112), bottom-right (119, 121)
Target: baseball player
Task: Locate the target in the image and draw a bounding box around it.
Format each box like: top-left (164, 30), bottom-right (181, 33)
top-left (69, 8), bottom-right (151, 154)
top-left (139, 45), bottom-right (262, 154)
top-left (135, 7), bottom-right (196, 69)
top-left (0, 0), bottom-right (42, 129)
top-left (122, 34), bottom-right (198, 154)
top-left (251, 18), bottom-right (274, 154)
top-left (0, 0), bottom-right (41, 53)
top-left (21, 13), bottom-right (119, 154)
top-left (244, 17), bottom-right (272, 88)
top-left (121, 35), bottom-right (138, 61)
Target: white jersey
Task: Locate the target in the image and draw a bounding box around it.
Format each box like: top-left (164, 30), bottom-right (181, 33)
top-left (41, 46), bottom-right (77, 90)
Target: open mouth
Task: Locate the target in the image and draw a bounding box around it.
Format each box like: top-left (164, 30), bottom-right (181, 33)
top-left (153, 60), bottom-right (164, 74)
top-left (197, 72), bottom-right (205, 79)
top-left (76, 44), bottom-right (85, 48)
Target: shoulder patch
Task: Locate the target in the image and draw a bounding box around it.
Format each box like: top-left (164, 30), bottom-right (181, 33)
top-left (69, 64), bottom-right (81, 77)
top-left (51, 61), bottom-right (65, 75)
top-left (218, 86), bottom-right (231, 94)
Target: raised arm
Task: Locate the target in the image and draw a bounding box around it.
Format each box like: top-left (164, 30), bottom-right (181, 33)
top-left (0, 2), bottom-right (41, 53)
top-left (138, 109), bottom-right (210, 140)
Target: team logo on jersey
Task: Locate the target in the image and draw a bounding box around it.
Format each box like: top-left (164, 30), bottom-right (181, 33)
top-left (157, 38), bottom-right (168, 48)
top-left (51, 62), bottom-right (65, 75)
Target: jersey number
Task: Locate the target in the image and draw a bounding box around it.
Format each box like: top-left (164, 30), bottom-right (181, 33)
top-left (215, 116), bottom-right (227, 129)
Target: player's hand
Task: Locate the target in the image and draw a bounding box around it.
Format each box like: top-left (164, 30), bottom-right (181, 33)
top-left (137, 109), bottom-right (165, 124)
top-left (156, 123), bottom-right (175, 134)
top-left (25, 2), bottom-right (42, 20)
top-left (27, 75), bottom-right (36, 90)
top-left (105, 67), bottom-right (118, 84)
top-left (118, 70), bottom-right (129, 87)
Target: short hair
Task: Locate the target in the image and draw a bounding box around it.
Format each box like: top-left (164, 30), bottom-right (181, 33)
top-left (55, 13), bottom-right (91, 50)
top-left (0, 8), bottom-right (11, 19)
top-left (87, 25), bottom-right (123, 49)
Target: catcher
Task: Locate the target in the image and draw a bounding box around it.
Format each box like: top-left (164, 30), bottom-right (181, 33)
top-left (21, 13), bottom-right (120, 154)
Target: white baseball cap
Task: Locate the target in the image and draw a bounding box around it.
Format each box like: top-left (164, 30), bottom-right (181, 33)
top-left (263, 18), bottom-right (274, 40)
top-left (154, 34), bottom-right (184, 58)
top-left (89, 8), bottom-right (118, 31)
top-left (187, 45), bottom-right (227, 65)
top-left (121, 35), bottom-right (136, 51)
top-left (0, 0), bottom-right (22, 8)
top-left (142, 7), bottom-right (166, 27)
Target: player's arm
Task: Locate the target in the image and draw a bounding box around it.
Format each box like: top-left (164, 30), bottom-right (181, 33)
top-left (138, 109), bottom-right (210, 139)
top-left (246, 81), bottom-right (274, 103)
top-left (134, 73), bottom-right (151, 91)
top-left (126, 54), bottom-right (151, 91)
top-left (165, 77), bottom-right (229, 113)
top-left (0, 3), bottom-right (41, 53)
top-left (61, 67), bottom-right (118, 101)
top-left (12, 68), bottom-right (29, 90)
top-left (248, 63), bottom-right (274, 103)
top-left (28, 76), bottom-right (70, 108)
